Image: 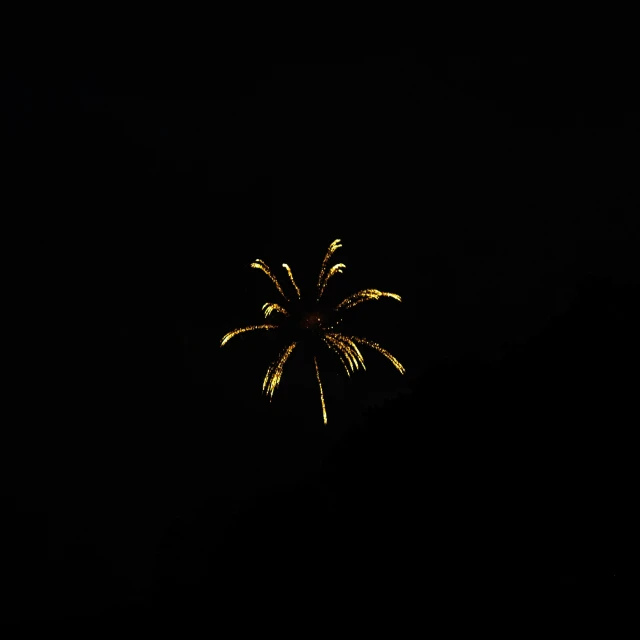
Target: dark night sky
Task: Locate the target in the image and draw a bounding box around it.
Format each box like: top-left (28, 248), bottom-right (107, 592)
top-left (3, 52), bottom-right (637, 626)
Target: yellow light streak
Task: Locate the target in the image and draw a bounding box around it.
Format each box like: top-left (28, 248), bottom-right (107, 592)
top-left (318, 263), bottom-right (346, 299)
top-left (262, 302), bottom-right (289, 318)
top-left (349, 335), bottom-right (405, 374)
top-left (316, 239), bottom-right (342, 294)
top-left (220, 324), bottom-right (278, 347)
top-left (321, 335), bottom-right (352, 376)
top-left (314, 356), bottom-right (327, 425)
top-left (263, 342), bottom-right (297, 398)
top-left (282, 263), bottom-right (301, 299)
top-left (336, 289), bottom-right (402, 311)
top-left (251, 259), bottom-right (289, 301)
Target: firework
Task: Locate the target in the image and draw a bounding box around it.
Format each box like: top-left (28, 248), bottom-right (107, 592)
top-left (221, 239), bottom-right (404, 424)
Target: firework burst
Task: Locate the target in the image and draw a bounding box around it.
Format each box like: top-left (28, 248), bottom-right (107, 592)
top-left (220, 239), bottom-right (404, 424)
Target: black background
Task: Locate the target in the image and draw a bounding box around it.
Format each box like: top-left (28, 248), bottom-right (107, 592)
top-left (3, 51), bottom-right (637, 627)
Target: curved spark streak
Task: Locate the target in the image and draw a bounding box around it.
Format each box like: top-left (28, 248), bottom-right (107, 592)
top-left (317, 239), bottom-right (342, 292)
top-left (263, 342), bottom-right (297, 398)
top-left (336, 289), bottom-right (402, 311)
top-left (318, 263), bottom-right (346, 299)
top-left (282, 263), bottom-right (301, 299)
top-left (221, 324), bottom-right (278, 347)
top-left (349, 335), bottom-right (405, 374)
top-left (262, 302), bottom-right (289, 319)
top-left (314, 356), bottom-right (327, 425)
top-left (323, 334), bottom-right (356, 372)
top-left (321, 335), bottom-right (352, 376)
top-left (323, 333), bottom-right (365, 373)
top-left (251, 260), bottom-right (289, 301)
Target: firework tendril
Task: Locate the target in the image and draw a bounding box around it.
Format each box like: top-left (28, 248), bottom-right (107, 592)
top-left (221, 239), bottom-right (404, 424)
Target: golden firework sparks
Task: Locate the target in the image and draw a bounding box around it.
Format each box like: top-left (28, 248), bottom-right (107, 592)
top-left (221, 239), bottom-right (404, 424)
top-left (282, 263), bottom-right (301, 299)
top-left (250, 259), bottom-right (289, 301)
top-left (263, 341), bottom-right (297, 398)
top-left (314, 356), bottom-right (327, 425)
top-left (321, 335), bottom-right (352, 376)
top-left (316, 238), bottom-right (342, 299)
top-left (262, 302), bottom-right (289, 319)
top-left (336, 289), bottom-right (402, 311)
top-left (220, 324), bottom-right (278, 347)
top-left (349, 336), bottom-right (406, 374)
top-left (318, 262), bottom-right (346, 299)
top-left (324, 333), bottom-right (366, 372)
